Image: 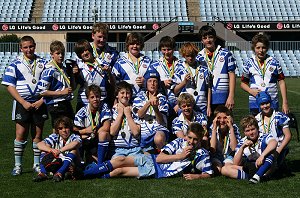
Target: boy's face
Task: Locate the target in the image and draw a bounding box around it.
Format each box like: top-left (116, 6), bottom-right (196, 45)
top-left (128, 43), bottom-right (141, 57)
top-left (244, 125), bottom-right (259, 141)
top-left (20, 41), bottom-right (36, 60)
top-left (184, 54), bottom-right (196, 66)
top-left (92, 31), bottom-right (107, 49)
top-left (254, 42), bottom-right (268, 61)
top-left (161, 47), bottom-right (174, 60)
top-left (117, 88), bottom-right (132, 106)
top-left (202, 35), bottom-right (216, 51)
top-left (147, 78), bottom-right (159, 93)
top-left (216, 112), bottom-right (228, 130)
top-left (186, 131), bottom-right (201, 148)
top-left (57, 123), bottom-right (71, 141)
top-left (180, 102), bottom-right (193, 118)
top-left (81, 49), bottom-right (94, 63)
top-left (260, 102), bottom-right (271, 115)
top-left (88, 91), bottom-right (101, 110)
top-left (51, 50), bottom-right (65, 65)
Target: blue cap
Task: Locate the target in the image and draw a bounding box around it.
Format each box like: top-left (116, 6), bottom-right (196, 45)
top-left (256, 91), bottom-right (271, 106)
top-left (143, 68), bottom-right (161, 89)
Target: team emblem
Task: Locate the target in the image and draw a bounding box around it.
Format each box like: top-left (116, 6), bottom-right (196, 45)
top-left (219, 57), bottom-right (224, 62)
top-left (16, 114), bottom-right (22, 120)
top-left (269, 67), bottom-right (274, 72)
top-left (32, 79), bottom-right (37, 84)
top-left (142, 64), bottom-right (147, 68)
top-left (38, 63), bottom-right (44, 69)
top-left (106, 54), bottom-right (112, 60)
top-left (199, 73), bottom-right (204, 79)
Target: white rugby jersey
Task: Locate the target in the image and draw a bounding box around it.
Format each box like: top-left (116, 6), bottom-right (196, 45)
top-left (255, 110), bottom-right (289, 147)
top-left (37, 62), bottom-right (73, 105)
top-left (2, 55), bottom-right (48, 102)
top-left (235, 133), bottom-right (276, 159)
top-left (196, 46), bottom-right (236, 105)
top-left (172, 111), bottom-right (207, 135)
top-left (74, 102), bottom-right (112, 133)
top-left (110, 105), bottom-right (140, 148)
top-left (76, 57), bottom-right (109, 104)
top-left (90, 43), bottom-right (119, 67)
top-left (112, 53), bottom-right (152, 97)
top-left (173, 60), bottom-right (210, 115)
top-left (133, 91), bottom-right (169, 148)
top-left (242, 54), bottom-right (285, 110)
top-left (154, 138), bottom-right (213, 178)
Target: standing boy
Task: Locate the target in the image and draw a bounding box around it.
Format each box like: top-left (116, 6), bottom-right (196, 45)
top-left (1, 36), bottom-right (48, 175)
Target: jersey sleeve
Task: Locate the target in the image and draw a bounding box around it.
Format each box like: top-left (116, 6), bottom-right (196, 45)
top-left (161, 138), bottom-right (183, 155)
top-left (1, 62), bottom-right (17, 87)
top-left (194, 149), bottom-right (213, 175)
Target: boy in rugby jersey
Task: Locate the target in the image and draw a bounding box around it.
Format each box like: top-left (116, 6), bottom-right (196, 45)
top-left (34, 116), bottom-right (81, 182)
top-left (83, 122), bottom-right (213, 180)
top-left (255, 91), bottom-right (291, 170)
top-left (112, 32), bottom-right (152, 98)
top-left (172, 93), bottom-right (207, 139)
top-left (37, 41), bottom-right (75, 129)
top-left (91, 22), bottom-right (119, 68)
top-left (209, 105), bottom-right (241, 175)
top-left (241, 33), bottom-right (289, 116)
top-left (221, 116), bottom-right (277, 184)
top-left (1, 36), bottom-right (48, 176)
top-left (197, 25), bottom-right (236, 113)
top-left (173, 42), bottom-right (211, 116)
top-left (74, 39), bottom-right (116, 110)
top-left (74, 85), bottom-right (112, 165)
top-left (132, 68), bottom-right (169, 152)
top-left (109, 81), bottom-right (142, 158)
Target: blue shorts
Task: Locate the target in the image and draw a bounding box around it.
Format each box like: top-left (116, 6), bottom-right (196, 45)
top-left (110, 147), bottom-right (143, 159)
top-left (134, 154), bottom-right (156, 178)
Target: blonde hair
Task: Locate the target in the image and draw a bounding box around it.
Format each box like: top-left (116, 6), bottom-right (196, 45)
top-left (177, 93), bottom-right (195, 107)
top-left (180, 42), bottom-right (199, 57)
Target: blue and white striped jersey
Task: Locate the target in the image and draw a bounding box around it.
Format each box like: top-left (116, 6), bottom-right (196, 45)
top-left (1, 55), bottom-right (48, 102)
top-left (76, 58), bottom-right (109, 104)
top-left (255, 111), bottom-right (289, 147)
top-left (90, 43), bottom-right (119, 68)
top-left (112, 53), bottom-right (152, 97)
top-left (154, 138), bottom-right (213, 178)
top-left (173, 60), bottom-right (210, 115)
top-left (235, 133), bottom-right (276, 158)
top-left (209, 124), bottom-right (241, 159)
top-left (242, 55), bottom-right (285, 110)
top-left (197, 46), bottom-right (236, 105)
top-left (172, 111), bottom-right (207, 135)
top-left (37, 62), bottom-right (73, 105)
top-left (133, 91), bottom-right (169, 148)
top-left (74, 102), bottom-right (112, 131)
top-left (110, 105), bottom-right (140, 148)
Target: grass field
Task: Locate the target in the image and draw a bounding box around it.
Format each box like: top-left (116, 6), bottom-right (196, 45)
top-left (0, 78), bottom-right (299, 198)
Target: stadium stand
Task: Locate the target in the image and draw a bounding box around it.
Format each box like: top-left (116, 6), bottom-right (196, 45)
top-left (0, 0), bottom-right (32, 22)
top-left (199, 0), bottom-right (300, 21)
top-left (41, 0), bottom-right (189, 23)
top-left (1, 48), bottom-right (299, 78)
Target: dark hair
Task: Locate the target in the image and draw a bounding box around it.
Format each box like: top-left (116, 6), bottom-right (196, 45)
top-left (54, 116), bottom-right (73, 133)
top-left (214, 105), bottom-right (232, 118)
top-left (187, 122), bottom-right (205, 139)
top-left (125, 32), bottom-right (144, 51)
top-left (115, 81), bottom-right (133, 97)
top-left (159, 36), bottom-right (176, 50)
top-left (74, 39), bottom-right (93, 58)
top-left (92, 22), bottom-right (109, 35)
top-left (19, 36), bottom-right (36, 48)
top-left (50, 40), bottom-right (65, 54)
top-left (199, 25), bottom-right (217, 38)
top-left (85, 84), bottom-right (101, 98)
top-left (251, 33), bottom-right (270, 51)
top-left (240, 115), bottom-right (259, 132)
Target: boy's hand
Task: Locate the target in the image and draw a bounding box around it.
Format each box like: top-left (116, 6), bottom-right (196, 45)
top-left (149, 96), bottom-right (159, 107)
top-left (212, 116), bottom-right (219, 131)
top-left (61, 88), bottom-right (72, 95)
top-left (124, 106), bottom-right (132, 117)
top-left (117, 103), bottom-right (125, 115)
top-left (102, 65), bottom-right (111, 73)
top-left (181, 145), bottom-right (193, 159)
top-left (225, 97), bottom-right (234, 110)
top-left (183, 73), bottom-right (191, 84)
top-left (164, 79), bottom-right (172, 88)
top-left (256, 155), bottom-right (265, 168)
top-left (32, 99), bottom-right (44, 110)
top-left (50, 148), bottom-right (60, 157)
top-left (226, 115), bottom-right (233, 128)
top-left (249, 88), bottom-right (261, 97)
top-left (72, 65), bottom-right (79, 74)
top-left (135, 76), bottom-right (144, 87)
top-left (22, 101), bottom-right (33, 111)
top-left (243, 139), bottom-right (253, 148)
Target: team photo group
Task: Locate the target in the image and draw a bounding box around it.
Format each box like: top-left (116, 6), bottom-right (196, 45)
top-left (1, 22), bottom-right (292, 184)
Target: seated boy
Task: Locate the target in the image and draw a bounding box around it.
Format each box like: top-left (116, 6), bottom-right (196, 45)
top-left (209, 105), bottom-right (241, 175)
top-left (172, 93), bottom-right (207, 139)
top-left (255, 91), bottom-right (291, 169)
top-left (34, 116), bottom-right (81, 182)
top-left (110, 81), bottom-right (142, 158)
top-left (132, 69), bottom-right (169, 152)
top-left (84, 122), bottom-right (213, 180)
top-left (74, 85), bottom-right (112, 164)
top-left (221, 115), bottom-right (278, 184)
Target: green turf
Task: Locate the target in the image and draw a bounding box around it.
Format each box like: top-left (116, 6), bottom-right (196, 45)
top-left (0, 78), bottom-right (299, 198)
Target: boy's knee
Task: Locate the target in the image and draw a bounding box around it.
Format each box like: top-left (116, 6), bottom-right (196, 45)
top-left (98, 131), bottom-right (111, 141)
